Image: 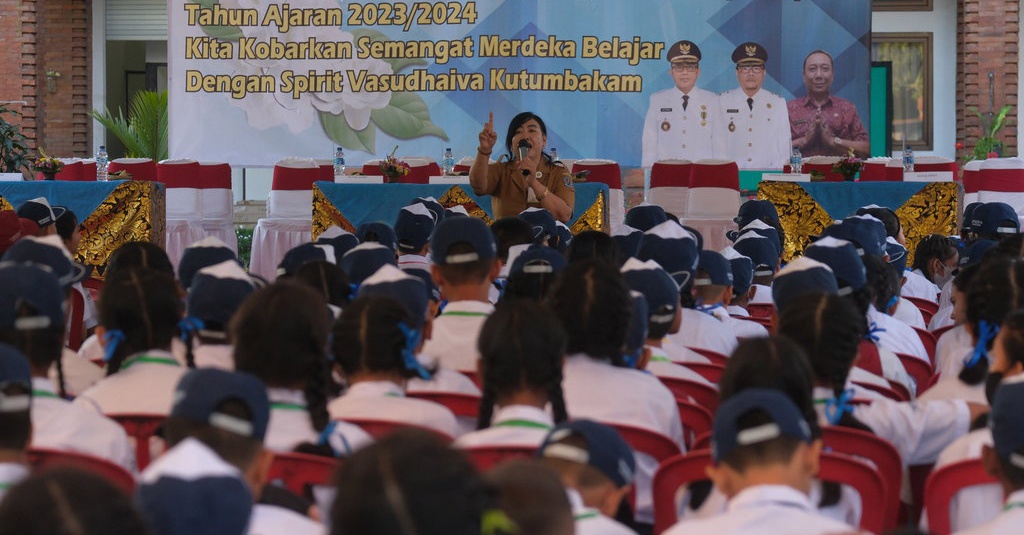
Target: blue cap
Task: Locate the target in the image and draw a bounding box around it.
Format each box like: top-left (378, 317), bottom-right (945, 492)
top-left (553, 221), bottom-right (573, 254)
top-left (960, 238), bottom-right (997, 268)
top-left (733, 233), bottom-right (779, 277)
top-left (510, 244), bottom-right (566, 276)
top-left (357, 265), bottom-right (429, 328)
top-left (444, 205), bottom-right (470, 218)
top-left (972, 202), bottom-right (1020, 237)
top-left (727, 220), bottom-right (781, 256)
top-left (356, 221), bottom-right (397, 251)
top-left (625, 204), bottom-right (668, 232)
top-left (401, 266), bottom-right (440, 303)
top-left (277, 242), bottom-right (335, 277)
top-left (734, 199), bottom-right (780, 228)
top-left (178, 237), bottom-right (238, 290)
top-left (695, 250), bottom-right (734, 287)
top-left (612, 224), bottom-right (643, 260)
top-left (804, 237), bottom-right (866, 294)
top-left (0, 342), bottom-right (31, 412)
top-left (721, 247), bottom-right (753, 296)
top-left (186, 261), bottom-right (257, 328)
top-left (638, 221), bottom-right (699, 288)
top-left (962, 202), bottom-right (984, 233)
top-left (2, 235), bottom-right (88, 289)
top-left (518, 207), bottom-right (557, 242)
top-left (411, 196), bottom-right (445, 224)
top-left (171, 368), bottom-right (270, 440)
top-left (711, 388), bottom-right (812, 463)
top-left (0, 263), bottom-right (64, 332)
top-left (885, 237), bottom-right (908, 273)
top-left (771, 256), bottom-right (838, 312)
top-left (827, 215), bottom-right (887, 257)
top-left (625, 291), bottom-right (649, 353)
top-left (394, 204), bottom-right (436, 254)
top-left (341, 242), bottom-right (397, 285)
top-left (316, 227), bottom-right (361, 264)
top-left (991, 381), bottom-right (1024, 462)
top-left (16, 197), bottom-right (65, 228)
top-left (539, 419), bottom-right (636, 488)
top-left (430, 217), bottom-right (497, 266)
top-left (621, 258), bottom-right (680, 328)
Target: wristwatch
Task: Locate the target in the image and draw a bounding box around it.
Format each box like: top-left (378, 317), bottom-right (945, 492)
top-left (833, 136), bottom-right (842, 147)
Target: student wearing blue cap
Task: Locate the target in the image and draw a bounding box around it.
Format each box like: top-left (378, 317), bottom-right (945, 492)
top-left (502, 244), bottom-right (566, 301)
top-left (732, 231), bottom-right (781, 309)
top-left (394, 203), bottom-right (435, 273)
top-left (693, 250), bottom-right (768, 340)
top-left (0, 342), bottom-right (33, 502)
top-left (183, 260), bottom-right (259, 370)
top-left (720, 247), bottom-right (756, 317)
top-left (966, 381), bottom-right (1024, 534)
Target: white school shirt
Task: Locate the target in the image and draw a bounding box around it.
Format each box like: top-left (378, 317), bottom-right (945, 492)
top-left (327, 380), bottom-right (458, 438)
top-left (192, 342), bottom-right (234, 370)
top-left (454, 404), bottom-right (553, 449)
top-left (935, 324), bottom-right (973, 379)
top-left (918, 376), bottom-right (987, 405)
top-left (867, 305), bottom-right (929, 363)
top-left (641, 86), bottom-right (719, 167)
top-left (893, 297), bottom-right (927, 329)
top-left (30, 377), bottom-right (134, 470)
top-left (901, 269), bottom-right (940, 302)
top-left (73, 350), bottom-right (187, 416)
top-left (874, 345), bottom-right (917, 397)
top-left (665, 484), bottom-right (858, 535)
top-left (406, 365), bottom-right (482, 396)
top-left (924, 428), bottom-right (1000, 533)
top-left (53, 347), bottom-right (103, 397)
top-left (249, 504), bottom-right (325, 535)
top-left (726, 305), bottom-right (749, 316)
top-left (668, 308), bottom-right (738, 357)
top-left (955, 489), bottom-right (1024, 535)
top-left (78, 334), bottom-right (189, 366)
top-left (562, 353), bottom-right (685, 524)
top-left (264, 388), bottom-right (373, 455)
top-left (749, 284), bottom-right (774, 305)
top-left (0, 463), bottom-right (29, 503)
top-left (661, 339), bottom-right (711, 364)
top-left (682, 475), bottom-right (862, 527)
top-left (71, 282), bottom-right (99, 330)
top-left (420, 301), bottom-right (494, 373)
top-left (714, 87), bottom-right (791, 170)
top-left (568, 487), bottom-right (638, 535)
top-left (645, 346), bottom-right (714, 386)
top-left (930, 301), bottom-right (957, 331)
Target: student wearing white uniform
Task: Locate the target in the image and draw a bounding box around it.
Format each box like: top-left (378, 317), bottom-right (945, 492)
top-left (906, 234), bottom-right (958, 306)
top-left (394, 203), bottom-right (435, 273)
top-left (0, 343), bottom-right (33, 503)
top-left (182, 260), bottom-right (257, 371)
top-left (732, 232), bottom-right (781, 308)
top-left (420, 216), bottom-right (500, 373)
top-left (693, 250), bottom-right (768, 340)
top-left (539, 420), bottom-right (639, 535)
top-left (551, 260), bottom-right (684, 526)
top-left (501, 243), bottom-right (566, 302)
top-left (665, 389), bottom-right (857, 535)
top-left (484, 460), bottom-right (575, 535)
top-left (176, 236), bottom-right (237, 293)
top-left (456, 300), bottom-right (566, 450)
top-left (714, 42), bottom-right (791, 170)
top-left (642, 40), bottom-right (718, 166)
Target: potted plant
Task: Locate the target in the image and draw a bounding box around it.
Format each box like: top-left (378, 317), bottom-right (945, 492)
top-left (964, 105), bottom-right (1013, 162)
top-left (91, 90), bottom-right (168, 161)
top-left (0, 104), bottom-right (30, 180)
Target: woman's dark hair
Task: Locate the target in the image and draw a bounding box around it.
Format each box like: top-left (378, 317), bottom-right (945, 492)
top-left (911, 234), bottom-right (958, 282)
top-left (502, 270), bottom-right (562, 302)
top-left (332, 296), bottom-right (430, 381)
top-left (293, 260), bottom-right (352, 308)
top-left (997, 309), bottom-right (1024, 371)
top-left (0, 303), bottom-right (67, 397)
top-left (331, 428), bottom-right (494, 535)
top-left (547, 259), bottom-right (632, 365)
top-left (961, 257), bottom-right (1024, 384)
top-left (0, 468), bottom-right (152, 535)
top-left (864, 254), bottom-right (901, 313)
top-left (231, 281), bottom-right (332, 433)
top-left (99, 268), bottom-right (182, 375)
top-left (567, 230), bottom-right (621, 266)
top-left (858, 207), bottom-right (901, 239)
top-left (503, 111), bottom-right (554, 164)
top-left (104, 241), bottom-right (176, 280)
top-left (489, 217), bottom-right (535, 262)
top-left (54, 209), bottom-right (78, 242)
top-left (476, 301), bottom-right (568, 430)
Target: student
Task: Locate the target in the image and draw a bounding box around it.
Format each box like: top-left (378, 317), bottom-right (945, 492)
top-left (340, 242), bottom-right (396, 286)
top-left (176, 236), bottom-right (237, 291)
top-left (538, 420), bottom-right (638, 535)
top-left (15, 197), bottom-right (62, 237)
top-left (721, 247), bottom-right (756, 316)
top-left (692, 250), bottom-right (768, 339)
top-left (732, 231), bottom-right (780, 308)
top-left (0, 342), bottom-right (32, 501)
top-left (420, 216), bottom-right (501, 373)
top-left (0, 264), bottom-right (132, 469)
top-left (182, 260), bottom-right (258, 370)
top-left (518, 207), bottom-right (557, 246)
top-left (54, 208), bottom-right (100, 338)
top-left (394, 203), bottom-right (435, 272)
top-left (933, 264), bottom-right (979, 379)
top-left (356, 221), bottom-right (398, 252)
top-left (292, 260), bottom-right (350, 319)
top-left (905, 234), bottom-right (957, 303)
top-left (488, 216), bottom-right (535, 303)
top-left (883, 237), bottom-right (927, 329)
top-left (455, 300), bottom-right (567, 449)
top-left (663, 389), bottom-right (857, 535)
top-left (502, 244), bottom-right (566, 301)
top-left (485, 460), bottom-right (575, 535)
top-left (567, 230), bottom-right (622, 266)
top-left (962, 381), bottom-right (1024, 534)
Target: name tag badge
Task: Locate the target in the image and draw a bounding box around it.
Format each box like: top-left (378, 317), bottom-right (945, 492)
top-left (660, 108), bottom-right (673, 112)
top-left (726, 109), bottom-right (739, 114)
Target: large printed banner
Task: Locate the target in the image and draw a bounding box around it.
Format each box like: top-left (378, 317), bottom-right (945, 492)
top-left (169, 0), bottom-right (870, 168)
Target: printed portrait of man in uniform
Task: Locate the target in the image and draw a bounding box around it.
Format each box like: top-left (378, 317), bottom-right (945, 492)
top-left (787, 50), bottom-right (869, 158)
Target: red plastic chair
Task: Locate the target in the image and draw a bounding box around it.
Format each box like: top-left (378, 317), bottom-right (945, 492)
top-left (658, 376), bottom-right (720, 413)
top-left (906, 297), bottom-right (939, 326)
top-left (680, 362), bottom-right (725, 384)
top-left (676, 399), bottom-right (712, 450)
top-left (852, 380), bottom-right (910, 403)
top-left (745, 303), bottom-right (775, 320)
top-left (340, 418), bottom-right (453, 442)
top-left (651, 449), bottom-right (713, 534)
top-left (823, 426), bottom-right (904, 530)
top-left (731, 314), bottom-right (773, 329)
top-left (66, 286), bottom-right (85, 351)
top-left (407, 391), bottom-right (481, 419)
top-left (913, 327), bottom-right (938, 363)
top-left (28, 447), bottom-right (135, 494)
top-left (606, 423), bottom-right (681, 466)
top-left (108, 414), bottom-right (166, 471)
top-left (856, 339), bottom-right (884, 377)
top-left (458, 370), bottom-right (482, 390)
top-left (464, 445), bottom-right (538, 472)
top-left (924, 458), bottom-right (1000, 535)
top-left (685, 347), bottom-right (729, 367)
top-left (895, 353), bottom-right (936, 396)
top-left (267, 451), bottom-right (339, 497)
top-left (931, 324), bottom-right (956, 340)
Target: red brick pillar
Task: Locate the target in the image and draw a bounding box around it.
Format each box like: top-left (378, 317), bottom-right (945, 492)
top-left (36, 0), bottom-right (92, 157)
top-left (958, 0), bottom-right (1019, 158)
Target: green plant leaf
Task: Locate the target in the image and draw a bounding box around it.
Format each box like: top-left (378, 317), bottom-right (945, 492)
top-left (91, 90), bottom-right (168, 160)
top-left (371, 92), bottom-right (448, 141)
top-left (202, 25), bottom-right (243, 41)
top-left (320, 113), bottom-right (376, 153)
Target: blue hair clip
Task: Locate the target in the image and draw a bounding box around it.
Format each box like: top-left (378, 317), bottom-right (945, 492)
top-left (396, 321), bottom-right (431, 380)
top-left (347, 283), bottom-right (360, 300)
top-left (964, 319), bottom-right (1000, 368)
top-left (177, 317), bottom-right (205, 342)
top-left (824, 388), bottom-right (855, 425)
top-left (102, 329), bottom-right (126, 363)
top-left (316, 420), bottom-right (352, 458)
top-left (885, 295), bottom-right (899, 314)
top-left (622, 349), bottom-right (642, 369)
top-left (493, 278), bottom-right (507, 300)
top-left (866, 322), bottom-right (886, 342)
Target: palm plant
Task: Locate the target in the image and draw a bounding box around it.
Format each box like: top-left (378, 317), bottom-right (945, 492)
top-left (91, 90), bottom-right (168, 161)
top-left (965, 104), bottom-right (1012, 162)
top-left (0, 104), bottom-right (30, 174)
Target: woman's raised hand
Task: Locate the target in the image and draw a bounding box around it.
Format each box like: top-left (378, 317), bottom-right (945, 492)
top-left (478, 111), bottom-right (497, 153)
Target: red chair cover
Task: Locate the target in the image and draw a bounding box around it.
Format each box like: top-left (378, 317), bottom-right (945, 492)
top-left (650, 161), bottom-right (692, 188)
top-left (403, 162), bottom-right (441, 184)
top-left (453, 163), bottom-right (471, 174)
top-left (361, 162), bottom-right (381, 176)
top-left (272, 165), bottom-right (320, 191)
top-left (859, 162), bottom-right (892, 181)
top-left (573, 161), bottom-right (622, 189)
top-left (156, 161), bottom-right (203, 188)
top-left (198, 162), bottom-right (232, 189)
top-left (885, 165), bottom-right (904, 182)
top-left (689, 161), bottom-right (739, 189)
top-left (80, 160), bottom-right (97, 181)
top-left (915, 161), bottom-right (958, 174)
top-left (802, 162), bottom-right (844, 182)
top-left (107, 159), bottom-right (157, 181)
top-left (977, 167), bottom-right (1024, 192)
top-left (963, 167), bottom-right (980, 194)
top-left (48, 161), bottom-right (83, 181)
top-left (318, 163), bottom-right (334, 182)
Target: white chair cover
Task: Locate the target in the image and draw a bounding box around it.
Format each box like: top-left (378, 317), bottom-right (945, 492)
top-left (249, 218), bottom-right (312, 282)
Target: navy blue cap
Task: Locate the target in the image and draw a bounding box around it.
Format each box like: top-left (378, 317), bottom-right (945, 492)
top-left (16, 197), bottom-right (64, 228)
top-left (624, 204), bottom-right (668, 232)
top-left (960, 238), bottom-right (997, 268)
top-left (734, 199), bottom-right (780, 228)
top-left (885, 237), bottom-right (908, 273)
top-left (401, 266), bottom-right (440, 303)
top-left (316, 227), bottom-right (361, 264)
top-left (681, 225), bottom-right (704, 252)
top-left (962, 202), bottom-right (984, 233)
top-left (518, 207), bottom-right (557, 242)
top-left (991, 381), bottom-right (1024, 462)
top-left (444, 205), bottom-right (470, 218)
top-left (733, 233), bottom-right (779, 277)
top-left (804, 237), bottom-right (866, 294)
top-left (972, 202), bottom-right (1020, 237)
top-left (356, 221), bottom-right (397, 251)
top-left (357, 265), bottom-right (429, 328)
top-left (341, 242), bottom-right (397, 285)
top-left (625, 291), bottom-right (649, 353)
top-left (612, 225), bottom-right (643, 260)
top-left (771, 256), bottom-right (838, 311)
top-left (827, 215), bottom-right (887, 257)
top-left (411, 196), bottom-right (445, 224)
top-left (727, 220), bottom-right (781, 256)
top-left (553, 221), bottom-right (573, 253)
top-left (510, 244), bottom-right (566, 275)
top-left (621, 258), bottom-right (679, 328)
top-left (638, 221), bottom-right (699, 288)
top-left (186, 261), bottom-right (257, 328)
top-left (171, 368), bottom-right (270, 440)
top-left (0, 342), bottom-right (31, 412)
top-left (712, 388), bottom-right (812, 463)
top-left (722, 247), bottom-right (753, 296)
top-left (0, 263), bottom-right (64, 331)
top-left (178, 237), bottom-right (237, 290)
top-left (695, 250), bottom-right (734, 287)
top-left (539, 419), bottom-right (636, 488)
top-left (394, 204), bottom-right (436, 253)
top-left (1, 235), bottom-right (87, 289)
top-left (430, 217), bottom-right (497, 266)
top-left (277, 242), bottom-right (335, 277)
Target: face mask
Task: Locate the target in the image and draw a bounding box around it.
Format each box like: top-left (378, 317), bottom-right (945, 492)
top-left (985, 370), bottom-right (1005, 406)
top-left (933, 262), bottom-right (955, 288)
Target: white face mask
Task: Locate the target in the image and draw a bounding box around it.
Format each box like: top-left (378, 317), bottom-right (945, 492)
top-left (933, 261), bottom-right (956, 288)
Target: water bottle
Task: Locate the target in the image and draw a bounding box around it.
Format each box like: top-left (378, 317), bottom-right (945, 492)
top-left (550, 147), bottom-right (559, 162)
top-left (902, 146), bottom-right (915, 173)
top-left (441, 147), bottom-right (455, 176)
top-left (333, 147), bottom-right (346, 178)
top-left (789, 147), bottom-right (802, 174)
top-left (95, 145), bottom-right (109, 181)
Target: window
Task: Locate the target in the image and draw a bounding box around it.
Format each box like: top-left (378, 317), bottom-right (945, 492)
top-left (871, 33), bottom-right (933, 151)
top-left (872, 0), bottom-right (933, 11)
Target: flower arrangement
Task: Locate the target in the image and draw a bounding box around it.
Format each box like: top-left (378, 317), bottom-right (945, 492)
top-left (31, 149), bottom-right (64, 179)
top-left (379, 146), bottom-right (411, 183)
top-left (831, 148), bottom-right (863, 181)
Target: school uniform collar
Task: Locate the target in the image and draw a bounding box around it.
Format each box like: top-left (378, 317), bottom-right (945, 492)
top-left (120, 350), bottom-right (181, 371)
top-left (1003, 489), bottom-right (1024, 511)
top-left (727, 305), bottom-right (749, 317)
top-left (565, 487), bottom-right (602, 521)
top-left (346, 380), bottom-right (405, 398)
top-left (438, 300), bottom-right (494, 316)
top-left (646, 344), bottom-right (671, 363)
top-left (30, 377), bottom-right (61, 400)
top-left (0, 462), bottom-right (29, 490)
top-left (726, 484), bottom-right (814, 514)
top-left (491, 405), bottom-right (554, 430)
top-left (267, 388), bottom-right (306, 411)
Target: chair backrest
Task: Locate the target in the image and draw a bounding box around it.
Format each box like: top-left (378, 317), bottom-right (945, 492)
top-left (859, 161), bottom-right (893, 182)
top-left (914, 156), bottom-right (958, 175)
top-left (852, 379), bottom-right (910, 403)
top-left (676, 399), bottom-right (712, 450)
top-left (924, 458), bottom-right (1000, 535)
top-left (905, 295), bottom-right (939, 316)
top-left (198, 162), bottom-right (232, 189)
top-left (658, 375), bottom-right (720, 413)
top-left (913, 326), bottom-right (938, 362)
top-left (272, 159), bottom-right (320, 191)
top-left (730, 314), bottom-right (773, 329)
top-left (404, 161), bottom-right (441, 184)
top-left (66, 287), bottom-right (85, 351)
top-left (340, 418), bottom-right (453, 442)
top-left (686, 347), bottom-right (729, 366)
top-left (819, 451), bottom-right (888, 534)
top-left (802, 159), bottom-right (844, 182)
top-left (464, 445), bottom-right (538, 472)
top-left (650, 160), bottom-right (692, 188)
top-left (108, 414), bottom-right (166, 471)
top-left (680, 362), bottom-right (725, 384)
top-left (49, 160), bottom-right (83, 181)
top-left (978, 158), bottom-right (1024, 204)
top-left (156, 160), bottom-right (203, 188)
top-left (962, 159), bottom-right (983, 204)
top-left (108, 158), bottom-right (157, 181)
top-left (607, 423), bottom-right (681, 469)
top-left (689, 159), bottom-right (739, 190)
top-left (28, 447), bottom-right (136, 494)
top-left (652, 449), bottom-right (713, 534)
top-left (895, 353), bottom-right (935, 396)
top-left (572, 159), bottom-right (622, 189)
top-left (822, 426), bottom-right (903, 529)
top-left (931, 324), bottom-right (955, 341)
top-left (745, 303), bottom-right (775, 319)
top-left (267, 451), bottom-right (339, 497)
top-left (406, 392), bottom-right (481, 419)
top-left (856, 339), bottom-right (884, 377)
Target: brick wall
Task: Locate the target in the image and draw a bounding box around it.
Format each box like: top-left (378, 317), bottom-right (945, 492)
top-left (958, 0), bottom-right (1019, 157)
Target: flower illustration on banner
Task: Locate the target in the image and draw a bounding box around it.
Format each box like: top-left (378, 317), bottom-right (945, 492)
top-left (203, 0), bottom-right (448, 153)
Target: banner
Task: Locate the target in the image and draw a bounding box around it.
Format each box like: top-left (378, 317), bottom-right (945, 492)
top-left (169, 0), bottom-right (870, 168)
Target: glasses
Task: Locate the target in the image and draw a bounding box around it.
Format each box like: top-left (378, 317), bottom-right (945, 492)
top-left (671, 63), bottom-right (698, 73)
top-left (737, 65), bottom-right (764, 74)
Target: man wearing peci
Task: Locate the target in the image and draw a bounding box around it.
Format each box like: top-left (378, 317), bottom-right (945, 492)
top-left (641, 40), bottom-right (718, 167)
top-left (714, 42), bottom-right (791, 170)
top-left (788, 50), bottom-right (869, 157)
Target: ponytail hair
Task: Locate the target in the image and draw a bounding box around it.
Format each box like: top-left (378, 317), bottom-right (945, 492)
top-left (98, 268), bottom-right (181, 376)
top-left (961, 257), bottom-right (1024, 384)
top-left (332, 296), bottom-right (433, 382)
top-left (547, 259), bottom-right (631, 365)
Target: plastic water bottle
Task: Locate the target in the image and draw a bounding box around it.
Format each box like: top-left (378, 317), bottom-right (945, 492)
top-left (550, 147), bottom-right (559, 162)
top-left (790, 147), bottom-right (802, 174)
top-left (902, 145), bottom-right (915, 173)
top-left (333, 147), bottom-right (346, 178)
top-left (442, 147), bottom-right (455, 176)
top-left (95, 145), bottom-right (109, 181)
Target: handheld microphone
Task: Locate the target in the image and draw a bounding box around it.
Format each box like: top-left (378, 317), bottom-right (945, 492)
top-left (516, 139), bottom-right (531, 162)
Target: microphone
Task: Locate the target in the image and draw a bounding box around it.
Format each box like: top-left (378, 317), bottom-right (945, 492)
top-left (517, 139), bottom-right (531, 162)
